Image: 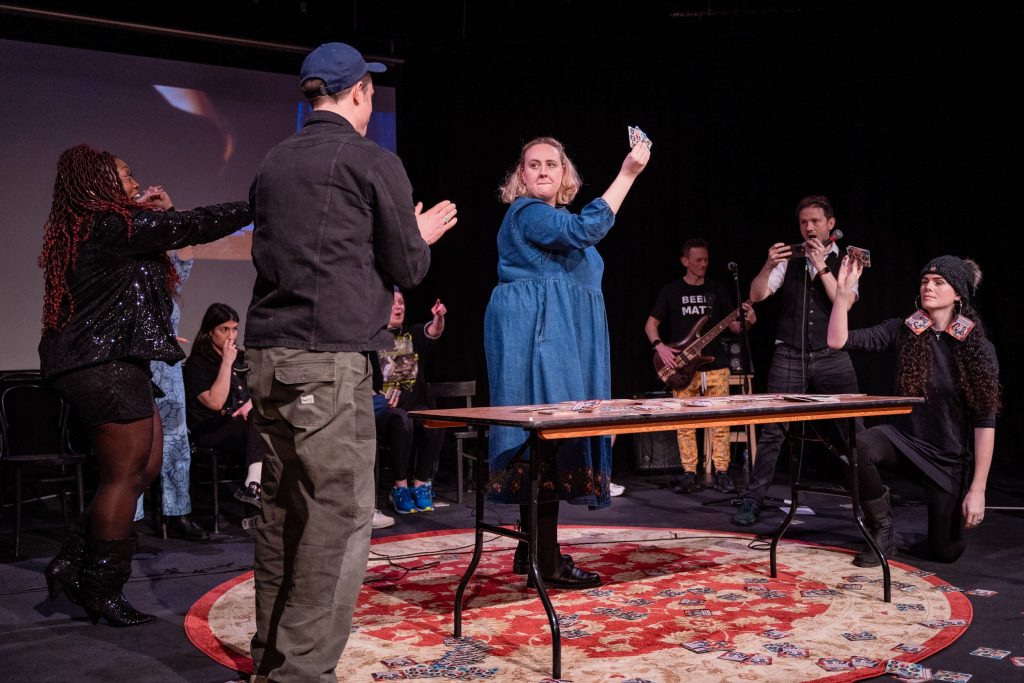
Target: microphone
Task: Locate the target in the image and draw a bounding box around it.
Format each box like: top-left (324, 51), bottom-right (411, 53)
top-left (727, 261), bottom-right (739, 273)
top-left (789, 228), bottom-right (844, 258)
top-left (824, 228), bottom-right (844, 244)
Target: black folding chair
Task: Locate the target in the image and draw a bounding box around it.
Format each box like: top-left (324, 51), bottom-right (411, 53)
top-left (426, 381), bottom-right (481, 504)
top-left (0, 378), bottom-right (86, 557)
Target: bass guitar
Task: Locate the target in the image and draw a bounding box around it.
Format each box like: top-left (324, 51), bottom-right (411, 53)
top-left (654, 308), bottom-right (741, 390)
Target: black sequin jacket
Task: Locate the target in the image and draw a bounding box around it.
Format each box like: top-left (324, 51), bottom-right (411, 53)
top-left (39, 202), bottom-right (252, 379)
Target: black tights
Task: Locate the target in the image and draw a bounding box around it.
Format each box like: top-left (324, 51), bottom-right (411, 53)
top-left (89, 410), bottom-right (163, 539)
top-left (192, 416), bottom-right (264, 467)
top-left (856, 427), bottom-right (967, 562)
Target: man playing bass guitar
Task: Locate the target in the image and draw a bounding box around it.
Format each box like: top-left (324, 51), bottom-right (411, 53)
top-left (646, 238), bottom-right (756, 495)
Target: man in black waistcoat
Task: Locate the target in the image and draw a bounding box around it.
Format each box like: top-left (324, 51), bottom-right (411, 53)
top-left (732, 195), bottom-right (860, 526)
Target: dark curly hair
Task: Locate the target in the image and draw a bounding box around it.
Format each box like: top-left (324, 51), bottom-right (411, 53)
top-left (897, 301), bottom-right (1001, 416)
top-left (38, 144), bottom-right (178, 332)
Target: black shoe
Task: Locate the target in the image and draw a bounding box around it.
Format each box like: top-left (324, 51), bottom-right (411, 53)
top-left (713, 471), bottom-right (737, 494)
top-left (529, 558), bottom-right (601, 590)
top-left (79, 535), bottom-right (157, 627)
top-left (233, 482), bottom-right (262, 509)
top-left (165, 515), bottom-right (210, 541)
top-left (673, 471), bottom-right (701, 494)
top-left (731, 497), bottom-right (762, 526)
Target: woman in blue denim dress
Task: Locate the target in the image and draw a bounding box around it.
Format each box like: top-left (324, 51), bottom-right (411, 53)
top-left (484, 136), bottom-right (650, 588)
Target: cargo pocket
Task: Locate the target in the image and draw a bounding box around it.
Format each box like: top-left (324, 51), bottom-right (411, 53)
top-left (272, 360), bottom-right (336, 429)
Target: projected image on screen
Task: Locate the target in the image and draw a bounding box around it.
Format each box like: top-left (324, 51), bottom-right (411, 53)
top-left (0, 38), bottom-right (397, 370)
top-left (0, 39), bottom-right (397, 262)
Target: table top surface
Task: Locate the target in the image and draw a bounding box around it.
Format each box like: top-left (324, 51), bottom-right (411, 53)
top-left (409, 394), bottom-right (921, 439)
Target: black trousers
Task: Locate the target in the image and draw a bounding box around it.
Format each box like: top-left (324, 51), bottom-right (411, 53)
top-left (747, 344), bottom-right (861, 501)
top-left (856, 426), bottom-right (968, 563)
top-left (375, 406), bottom-right (444, 483)
top-left (191, 416), bottom-right (263, 468)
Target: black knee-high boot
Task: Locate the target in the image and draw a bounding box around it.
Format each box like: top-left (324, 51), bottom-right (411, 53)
top-left (78, 534), bottom-right (156, 626)
top-left (854, 487), bottom-right (897, 567)
top-left (45, 519), bottom-right (87, 602)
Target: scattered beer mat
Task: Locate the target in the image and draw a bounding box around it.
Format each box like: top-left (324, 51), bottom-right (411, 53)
top-left (186, 526), bottom-right (971, 682)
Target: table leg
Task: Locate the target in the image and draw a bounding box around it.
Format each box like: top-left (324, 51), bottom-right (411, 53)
top-left (848, 416), bottom-right (891, 602)
top-left (454, 425), bottom-right (487, 636)
top-left (527, 433), bottom-right (561, 679)
top-left (770, 424), bottom-right (800, 577)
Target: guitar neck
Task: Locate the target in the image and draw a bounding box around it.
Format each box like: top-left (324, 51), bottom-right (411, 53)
top-left (688, 308), bottom-right (741, 353)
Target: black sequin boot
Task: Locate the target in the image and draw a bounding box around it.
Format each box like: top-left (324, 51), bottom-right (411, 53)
top-left (79, 535), bottom-right (157, 627)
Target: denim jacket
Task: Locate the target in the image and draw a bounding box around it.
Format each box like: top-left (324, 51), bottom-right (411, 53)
top-left (246, 111), bottom-right (431, 353)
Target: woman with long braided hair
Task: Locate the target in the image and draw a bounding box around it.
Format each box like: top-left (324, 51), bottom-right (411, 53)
top-left (828, 254), bottom-right (1000, 566)
top-left (39, 144), bottom-right (252, 626)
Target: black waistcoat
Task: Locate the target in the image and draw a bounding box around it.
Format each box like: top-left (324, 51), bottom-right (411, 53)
top-left (775, 250), bottom-right (841, 351)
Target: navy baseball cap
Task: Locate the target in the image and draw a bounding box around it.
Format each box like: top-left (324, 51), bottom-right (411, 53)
top-left (300, 42), bottom-right (386, 96)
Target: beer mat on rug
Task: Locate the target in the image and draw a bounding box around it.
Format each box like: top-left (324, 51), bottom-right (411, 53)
top-left (185, 526), bottom-right (971, 682)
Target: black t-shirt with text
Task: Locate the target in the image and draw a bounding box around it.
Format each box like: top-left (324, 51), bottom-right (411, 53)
top-left (649, 278), bottom-right (735, 369)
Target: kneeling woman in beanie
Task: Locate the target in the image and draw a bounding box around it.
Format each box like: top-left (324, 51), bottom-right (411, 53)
top-left (828, 255), bottom-right (999, 565)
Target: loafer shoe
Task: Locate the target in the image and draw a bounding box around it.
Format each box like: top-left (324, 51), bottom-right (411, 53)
top-left (529, 559), bottom-right (601, 590)
top-left (513, 551), bottom-right (574, 575)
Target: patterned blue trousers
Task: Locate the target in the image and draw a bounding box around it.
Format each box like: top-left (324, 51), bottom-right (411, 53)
top-left (135, 360), bottom-right (193, 519)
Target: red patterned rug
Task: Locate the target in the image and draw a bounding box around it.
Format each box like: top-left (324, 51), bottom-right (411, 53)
top-left (185, 526), bottom-right (970, 682)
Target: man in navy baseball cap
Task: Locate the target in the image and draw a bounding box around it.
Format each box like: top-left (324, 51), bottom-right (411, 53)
top-left (300, 42), bottom-right (386, 97)
top-left (247, 36), bottom-right (456, 683)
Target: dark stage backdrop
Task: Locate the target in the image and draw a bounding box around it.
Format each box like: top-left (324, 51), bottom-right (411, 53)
top-left (394, 10), bottom-right (1022, 475)
top-left (1, 8), bottom-right (1019, 473)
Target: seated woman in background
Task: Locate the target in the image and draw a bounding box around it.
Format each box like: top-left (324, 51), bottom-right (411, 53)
top-left (372, 290), bottom-right (446, 518)
top-left (827, 254), bottom-right (999, 566)
top-left (183, 303), bottom-right (263, 517)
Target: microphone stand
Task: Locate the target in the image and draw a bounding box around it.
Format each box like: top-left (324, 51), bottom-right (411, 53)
top-left (701, 262), bottom-right (754, 507)
top-left (731, 263), bottom-right (756, 380)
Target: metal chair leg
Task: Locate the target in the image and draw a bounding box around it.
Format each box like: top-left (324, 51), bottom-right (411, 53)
top-left (75, 463), bottom-right (85, 514)
top-left (212, 451), bottom-right (220, 534)
top-left (15, 467), bottom-right (23, 558)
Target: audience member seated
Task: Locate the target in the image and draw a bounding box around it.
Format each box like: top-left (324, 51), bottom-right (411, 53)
top-left (135, 247), bottom-right (209, 540)
top-left (372, 290), bottom-right (446, 519)
top-left (183, 303), bottom-right (263, 519)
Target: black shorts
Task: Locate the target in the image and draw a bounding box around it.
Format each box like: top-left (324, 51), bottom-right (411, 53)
top-left (50, 360), bottom-right (155, 428)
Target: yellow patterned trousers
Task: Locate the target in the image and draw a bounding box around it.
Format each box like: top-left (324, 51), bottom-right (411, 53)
top-left (672, 367), bottom-right (732, 473)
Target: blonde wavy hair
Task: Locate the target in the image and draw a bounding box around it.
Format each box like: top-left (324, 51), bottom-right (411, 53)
top-left (498, 137), bottom-right (582, 205)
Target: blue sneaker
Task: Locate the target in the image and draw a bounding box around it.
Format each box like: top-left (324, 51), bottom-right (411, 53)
top-left (411, 483), bottom-right (434, 512)
top-left (390, 486), bottom-right (417, 514)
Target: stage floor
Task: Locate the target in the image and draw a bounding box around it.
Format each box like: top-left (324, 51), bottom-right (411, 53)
top-left (2, 470), bottom-right (1022, 682)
